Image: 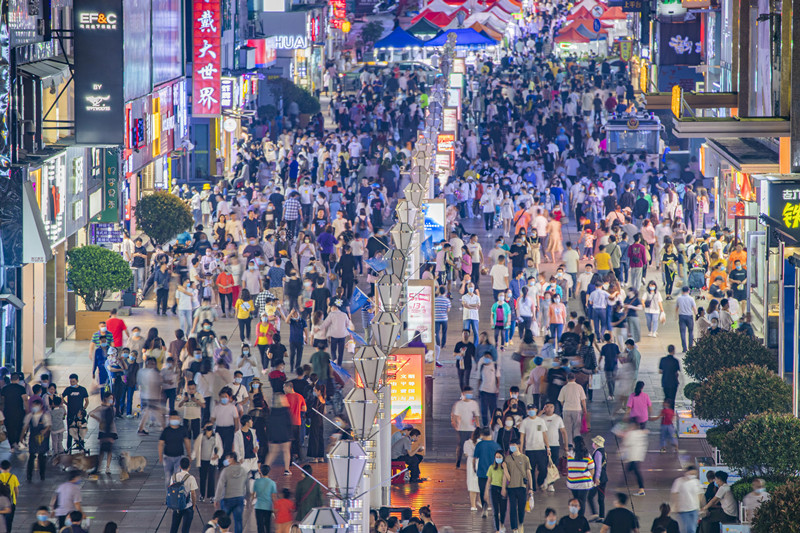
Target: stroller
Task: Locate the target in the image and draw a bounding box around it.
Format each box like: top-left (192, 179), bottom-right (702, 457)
top-left (68, 410), bottom-right (89, 454)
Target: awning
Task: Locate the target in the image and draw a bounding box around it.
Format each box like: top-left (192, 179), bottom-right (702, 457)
top-left (705, 138), bottom-right (780, 173)
top-left (22, 182), bottom-right (53, 264)
top-left (18, 58), bottom-right (71, 86)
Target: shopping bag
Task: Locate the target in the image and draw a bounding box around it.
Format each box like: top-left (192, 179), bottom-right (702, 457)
top-left (525, 492), bottom-right (535, 512)
top-left (659, 311), bottom-right (667, 324)
top-left (590, 373), bottom-right (603, 390)
top-left (544, 459), bottom-right (560, 485)
top-left (581, 414), bottom-right (589, 434)
top-left (558, 455), bottom-right (568, 476)
top-left (530, 319), bottom-right (541, 337)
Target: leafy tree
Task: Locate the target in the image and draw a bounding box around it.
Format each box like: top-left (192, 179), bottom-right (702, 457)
top-left (684, 330), bottom-right (776, 381)
top-left (361, 21), bottom-right (385, 45)
top-left (134, 191), bottom-right (193, 246)
top-left (751, 478), bottom-right (800, 533)
top-left (693, 365), bottom-right (791, 426)
top-left (265, 78), bottom-right (320, 114)
top-left (721, 412), bottom-right (800, 477)
top-left (67, 246), bottom-right (133, 311)
top-left (682, 382), bottom-right (700, 401)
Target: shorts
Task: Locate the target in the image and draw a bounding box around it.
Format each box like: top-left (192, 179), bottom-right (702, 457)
top-left (313, 339), bottom-right (328, 350)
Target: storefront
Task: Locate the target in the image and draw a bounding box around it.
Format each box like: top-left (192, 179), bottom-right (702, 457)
top-left (218, 73), bottom-right (262, 177)
top-left (702, 138), bottom-right (779, 341)
top-left (258, 10), bottom-right (326, 92)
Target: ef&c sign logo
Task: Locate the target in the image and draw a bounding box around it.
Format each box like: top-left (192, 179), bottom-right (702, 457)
top-left (78, 12), bottom-right (118, 30)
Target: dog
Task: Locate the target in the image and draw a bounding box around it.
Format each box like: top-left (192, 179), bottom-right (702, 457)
top-left (118, 451), bottom-right (147, 480)
top-left (70, 453), bottom-right (100, 473)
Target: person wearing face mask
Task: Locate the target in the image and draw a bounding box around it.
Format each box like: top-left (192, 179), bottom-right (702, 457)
top-left (462, 283), bottom-right (481, 347)
top-left (210, 389), bottom-right (240, 454)
top-left (558, 497), bottom-right (591, 532)
top-left (484, 450), bottom-right (508, 533)
top-left (548, 293), bottom-right (567, 345)
top-left (491, 293), bottom-right (512, 350)
top-left (21, 399), bottom-right (51, 481)
top-left (31, 505), bottom-right (57, 533)
top-left (89, 394), bottom-right (119, 475)
top-left (89, 321), bottom-right (114, 360)
top-left (502, 437), bottom-right (533, 533)
top-left (159, 411), bottom-right (192, 488)
top-left (740, 478), bottom-right (770, 523)
top-left (228, 371), bottom-right (250, 406)
top-left (536, 508), bottom-right (564, 533)
top-left (496, 414), bottom-right (520, 454)
top-left (451, 386), bottom-right (480, 469)
top-left (698, 472), bottom-right (737, 532)
top-left (193, 424), bottom-right (222, 503)
top-left (214, 452), bottom-right (251, 533)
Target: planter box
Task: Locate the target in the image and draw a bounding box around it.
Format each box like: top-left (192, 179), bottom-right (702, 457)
top-left (74, 311), bottom-right (110, 341)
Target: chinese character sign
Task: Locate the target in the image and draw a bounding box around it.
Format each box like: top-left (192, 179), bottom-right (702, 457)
top-left (762, 178), bottom-right (800, 244)
top-left (659, 21), bottom-right (702, 66)
top-left (407, 281), bottom-right (434, 344)
top-left (192, 0), bottom-right (221, 117)
top-left (388, 350), bottom-right (425, 424)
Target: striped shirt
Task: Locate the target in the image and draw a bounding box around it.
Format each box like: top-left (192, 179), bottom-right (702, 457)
top-left (434, 296), bottom-right (451, 322)
top-left (566, 456), bottom-right (595, 490)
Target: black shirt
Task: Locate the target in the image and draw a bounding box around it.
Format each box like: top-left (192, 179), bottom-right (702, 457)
top-left (454, 341), bottom-right (475, 369)
top-left (729, 268), bottom-right (747, 300)
top-left (268, 343), bottom-right (287, 365)
top-left (558, 515), bottom-right (591, 533)
top-left (31, 523), bottom-right (58, 533)
top-left (601, 343), bottom-right (620, 371)
top-left (650, 516), bottom-right (680, 533)
top-left (535, 525), bottom-right (565, 533)
top-left (61, 385), bottom-right (89, 417)
top-left (132, 245), bottom-right (147, 268)
top-left (1, 383), bottom-right (25, 414)
top-left (624, 295), bottom-right (641, 317)
top-left (603, 507), bottom-right (639, 533)
top-left (311, 287), bottom-right (331, 314)
top-left (159, 425), bottom-right (189, 457)
top-left (509, 244), bottom-right (527, 268)
top-left (658, 355), bottom-right (681, 388)
top-left (243, 218), bottom-right (260, 239)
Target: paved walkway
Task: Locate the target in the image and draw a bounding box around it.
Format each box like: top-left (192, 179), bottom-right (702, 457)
top-left (7, 211), bottom-right (714, 532)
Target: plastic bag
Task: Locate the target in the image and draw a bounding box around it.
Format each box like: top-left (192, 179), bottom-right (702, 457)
top-left (544, 458), bottom-right (560, 485)
top-left (659, 311), bottom-right (666, 324)
top-left (525, 492), bottom-right (535, 512)
top-left (530, 319), bottom-right (541, 337)
top-left (591, 373), bottom-right (603, 390)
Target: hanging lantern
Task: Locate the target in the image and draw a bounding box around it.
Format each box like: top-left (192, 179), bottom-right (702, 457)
top-left (390, 223), bottom-right (415, 250)
top-left (353, 345), bottom-right (387, 390)
top-left (371, 311), bottom-right (402, 353)
top-left (376, 274), bottom-right (403, 312)
top-left (344, 387), bottom-right (380, 440)
top-left (326, 441), bottom-right (369, 499)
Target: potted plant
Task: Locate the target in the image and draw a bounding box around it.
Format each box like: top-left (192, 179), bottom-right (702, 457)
top-left (67, 245), bottom-right (133, 340)
top-left (134, 191), bottom-right (194, 246)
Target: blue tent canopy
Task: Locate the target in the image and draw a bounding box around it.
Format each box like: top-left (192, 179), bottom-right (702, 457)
top-left (374, 27), bottom-right (424, 49)
top-left (423, 28), bottom-right (498, 48)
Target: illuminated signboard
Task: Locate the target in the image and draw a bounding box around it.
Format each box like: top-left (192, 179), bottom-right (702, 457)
top-left (448, 72), bottom-right (464, 89)
top-left (759, 177), bottom-right (800, 243)
top-left (639, 59), bottom-right (649, 93)
top-left (388, 350), bottom-right (424, 424)
top-left (435, 152), bottom-right (452, 177)
top-left (437, 133), bottom-right (455, 170)
top-left (443, 107), bottom-right (458, 136)
top-left (192, 0), bottom-right (221, 117)
top-left (406, 280), bottom-right (434, 344)
top-left (74, 0), bottom-right (124, 144)
top-left (422, 199), bottom-right (446, 244)
top-left (246, 38), bottom-right (278, 67)
top-left (220, 77), bottom-right (235, 108)
top-left (446, 88), bottom-right (462, 119)
top-left (453, 58), bottom-right (466, 74)
top-left (671, 84), bottom-right (682, 118)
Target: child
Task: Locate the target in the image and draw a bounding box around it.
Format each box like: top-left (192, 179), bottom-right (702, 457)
top-left (580, 228), bottom-right (595, 259)
top-left (50, 397), bottom-right (66, 455)
top-left (267, 333), bottom-right (287, 368)
top-left (652, 398), bottom-right (678, 453)
top-left (274, 488), bottom-right (295, 533)
top-left (268, 361), bottom-right (287, 395)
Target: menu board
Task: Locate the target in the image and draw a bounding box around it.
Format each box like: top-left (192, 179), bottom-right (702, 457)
top-left (91, 223), bottom-right (124, 245)
top-left (388, 349), bottom-right (425, 425)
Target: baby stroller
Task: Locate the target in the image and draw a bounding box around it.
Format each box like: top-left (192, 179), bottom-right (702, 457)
top-left (68, 410), bottom-right (89, 454)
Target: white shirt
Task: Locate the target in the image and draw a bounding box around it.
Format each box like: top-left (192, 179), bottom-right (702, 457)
top-left (467, 242), bottom-right (482, 263)
top-left (670, 475), bottom-right (704, 512)
top-left (462, 293), bottom-right (480, 321)
top-left (519, 416), bottom-right (548, 451)
top-left (170, 471), bottom-right (199, 509)
top-left (576, 272), bottom-right (594, 293)
top-left (451, 400), bottom-right (480, 432)
top-left (489, 264), bottom-right (509, 290)
top-left (540, 414), bottom-right (565, 447)
top-left (562, 249), bottom-right (580, 273)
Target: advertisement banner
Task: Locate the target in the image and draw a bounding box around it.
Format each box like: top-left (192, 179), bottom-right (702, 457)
top-left (245, 38), bottom-right (277, 68)
top-left (759, 177), bottom-right (800, 244)
top-left (659, 20), bottom-right (703, 66)
top-left (0, 170), bottom-right (24, 267)
top-left (677, 417), bottom-right (715, 438)
top-left (406, 280), bottom-right (434, 345)
top-left (152, 0), bottom-right (182, 85)
top-left (9, 0), bottom-right (45, 46)
top-left (422, 200), bottom-right (447, 244)
top-left (192, 0), bottom-right (221, 117)
top-left (443, 108), bottom-right (458, 137)
top-left (74, 0), bottom-right (124, 144)
top-left (91, 149), bottom-right (119, 223)
top-left (388, 349), bottom-right (425, 425)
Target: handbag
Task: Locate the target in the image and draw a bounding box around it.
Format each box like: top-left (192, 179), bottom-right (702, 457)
top-left (511, 352), bottom-right (522, 362)
top-left (558, 455), bottom-right (568, 476)
top-left (580, 414), bottom-right (589, 434)
top-left (590, 373), bottom-right (603, 390)
top-left (544, 458), bottom-right (560, 485)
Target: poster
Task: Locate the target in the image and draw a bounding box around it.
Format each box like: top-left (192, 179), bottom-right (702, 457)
top-left (423, 199), bottom-right (446, 245)
top-left (443, 107), bottom-right (458, 136)
top-left (659, 20), bottom-right (703, 66)
top-left (388, 349), bottom-right (425, 425)
top-left (406, 280), bottom-right (434, 344)
top-left (678, 417), bottom-right (715, 438)
top-left (699, 465), bottom-right (741, 486)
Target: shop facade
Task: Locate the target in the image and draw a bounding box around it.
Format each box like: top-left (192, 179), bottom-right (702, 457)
top-left (219, 72), bottom-right (262, 177)
top-left (257, 10), bottom-right (326, 93)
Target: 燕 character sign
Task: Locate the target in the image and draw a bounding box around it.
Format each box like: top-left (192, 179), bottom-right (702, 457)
top-left (192, 0), bottom-right (221, 117)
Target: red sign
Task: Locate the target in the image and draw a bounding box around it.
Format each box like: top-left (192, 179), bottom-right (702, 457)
top-left (246, 38), bottom-right (277, 68)
top-left (192, 0), bottom-right (221, 117)
top-left (329, 0), bottom-right (347, 31)
top-left (388, 351), bottom-right (424, 424)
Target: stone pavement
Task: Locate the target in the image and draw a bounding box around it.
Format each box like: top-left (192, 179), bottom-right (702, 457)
top-left (6, 211), bottom-right (717, 532)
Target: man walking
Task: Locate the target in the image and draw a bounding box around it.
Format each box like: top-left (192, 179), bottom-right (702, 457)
top-left (670, 466), bottom-right (704, 533)
top-left (558, 373), bottom-right (588, 445)
top-left (451, 387), bottom-right (480, 468)
top-left (600, 493), bottom-right (640, 533)
top-left (627, 235), bottom-right (647, 291)
top-left (168, 457), bottom-right (199, 533)
top-left (519, 404), bottom-right (549, 492)
top-left (658, 345), bottom-right (681, 403)
top-left (159, 411), bottom-right (192, 488)
top-left (215, 452), bottom-right (250, 533)
top-left (675, 287), bottom-right (698, 352)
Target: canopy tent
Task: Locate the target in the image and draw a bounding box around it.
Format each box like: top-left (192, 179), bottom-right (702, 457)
top-left (570, 0), bottom-right (604, 15)
top-left (562, 17), bottom-right (612, 31)
top-left (600, 6), bottom-right (627, 19)
top-left (559, 20), bottom-right (607, 40)
top-left (409, 9), bottom-right (461, 26)
top-left (469, 22), bottom-right (502, 40)
top-left (483, 0), bottom-right (522, 14)
top-left (424, 27), bottom-right (498, 47)
top-left (567, 6), bottom-right (593, 19)
top-left (458, 11), bottom-right (509, 31)
top-left (407, 17), bottom-right (441, 36)
top-left (553, 26), bottom-right (591, 43)
top-left (374, 27), bottom-right (425, 48)
top-left (482, 5), bottom-right (514, 22)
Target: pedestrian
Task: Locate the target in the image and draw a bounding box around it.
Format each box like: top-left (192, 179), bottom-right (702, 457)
top-left (658, 345), bottom-right (681, 403)
top-left (215, 452), bottom-right (250, 533)
top-left (675, 287), bottom-right (698, 352)
top-left (519, 403), bottom-right (550, 492)
top-left (598, 334), bottom-right (620, 401)
top-left (49, 470), bottom-right (82, 528)
top-left (566, 436), bottom-right (595, 516)
top-left (22, 398), bottom-right (50, 481)
top-left (89, 394), bottom-right (117, 475)
top-left (306, 383), bottom-right (326, 462)
top-left (484, 450), bottom-right (507, 533)
top-left (451, 387), bottom-right (480, 468)
top-left (193, 423), bottom-right (222, 503)
top-left (0, 462), bottom-right (18, 532)
top-left (273, 488), bottom-right (295, 533)
top-left (159, 411), bottom-right (192, 488)
top-left (650, 503), bottom-right (680, 533)
top-left (168, 457), bottom-right (198, 533)
top-left (625, 381), bottom-right (651, 429)
top-left (31, 506), bottom-right (56, 533)
top-left (643, 281), bottom-right (664, 337)
top-left (454, 331), bottom-right (475, 390)
top-left (588, 435), bottom-right (608, 522)
top-left (283, 382), bottom-right (307, 460)
top-left (265, 393), bottom-right (292, 476)
top-left (295, 464), bottom-right (323, 519)
top-left (463, 428), bottom-right (482, 511)
top-left (558, 498), bottom-right (591, 532)
top-left (558, 373), bottom-right (588, 446)
top-left (600, 493), bottom-right (639, 533)
top-left (535, 508), bottom-right (561, 532)
top-left (477, 343), bottom-right (500, 426)
top-left (252, 465), bottom-right (277, 533)
top-left (210, 388), bottom-right (239, 454)
top-left (473, 427), bottom-right (501, 516)
top-left (670, 466), bottom-right (704, 533)
top-left (502, 438), bottom-right (533, 533)
top-left (618, 422), bottom-right (648, 496)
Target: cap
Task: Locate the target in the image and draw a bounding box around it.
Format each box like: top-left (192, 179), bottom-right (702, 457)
top-left (526, 403), bottom-right (538, 410)
top-left (592, 435), bottom-right (605, 447)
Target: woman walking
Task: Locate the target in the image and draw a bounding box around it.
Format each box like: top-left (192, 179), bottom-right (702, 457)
top-left (306, 384), bottom-right (326, 462)
top-left (643, 281), bottom-right (664, 337)
top-left (463, 428), bottom-right (482, 511)
top-left (484, 450), bottom-right (507, 533)
top-left (234, 289), bottom-right (255, 343)
top-left (626, 381), bottom-right (652, 429)
top-left (565, 435), bottom-right (596, 516)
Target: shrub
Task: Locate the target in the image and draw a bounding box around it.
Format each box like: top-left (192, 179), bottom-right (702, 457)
top-left (693, 365), bottom-right (790, 426)
top-left (731, 476), bottom-right (789, 502)
top-left (134, 191), bottom-right (193, 246)
top-left (705, 424), bottom-right (732, 449)
top-left (684, 330), bottom-right (776, 381)
top-left (67, 246), bottom-right (133, 311)
top-left (265, 78), bottom-right (320, 115)
top-left (751, 478), bottom-right (800, 533)
top-left (682, 382), bottom-right (701, 401)
top-left (720, 412), bottom-right (800, 478)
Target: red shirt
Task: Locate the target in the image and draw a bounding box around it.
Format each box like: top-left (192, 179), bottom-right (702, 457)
top-left (105, 317), bottom-right (128, 347)
top-left (273, 498), bottom-right (295, 524)
top-left (661, 407), bottom-right (675, 426)
top-left (285, 392), bottom-right (307, 425)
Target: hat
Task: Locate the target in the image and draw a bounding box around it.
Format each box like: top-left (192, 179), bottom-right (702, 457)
top-left (526, 403), bottom-right (538, 410)
top-left (592, 436), bottom-right (605, 447)
top-left (533, 356), bottom-right (543, 366)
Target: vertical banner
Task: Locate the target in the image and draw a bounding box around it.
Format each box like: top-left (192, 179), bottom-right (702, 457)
top-left (192, 0), bottom-right (221, 117)
top-left (74, 0), bottom-right (124, 144)
top-left (406, 279), bottom-right (435, 346)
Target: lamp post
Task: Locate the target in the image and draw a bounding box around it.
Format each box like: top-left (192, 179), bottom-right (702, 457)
top-left (376, 274), bottom-right (403, 312)
top-left (299, 508), bottom-right (350, 533)
top-left (326, 441), bottom-right (369, 533)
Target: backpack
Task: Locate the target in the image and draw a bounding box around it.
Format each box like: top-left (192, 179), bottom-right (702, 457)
top-left (166, 474), bottom-right (188, 510)
top-left (596, 447), bottom-right (608, 484)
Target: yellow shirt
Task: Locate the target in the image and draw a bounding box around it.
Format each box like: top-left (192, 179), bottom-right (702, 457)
top-left (488, 465), bottom-right (505, 487)
top-left (595, 252), bottom-right (611, 271)
top-left (0, 472), bottom-right (19, 504)
top-left (235, 299), bottom-right (255, 320)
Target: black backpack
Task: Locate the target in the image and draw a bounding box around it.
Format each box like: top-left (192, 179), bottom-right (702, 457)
top-left (596, 447), bottom-right (608, 484)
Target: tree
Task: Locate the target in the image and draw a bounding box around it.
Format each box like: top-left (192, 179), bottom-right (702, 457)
top-left (67, 246), bottom-right (133, 311)
top-left (693, 364), bottom-right (791, 426)
top-left (684, 330), bottom-right (776, 381)
top-left (265, 78), bottom-right (320, 114)
top-left (361, 21), bottom-right (385, 46)
top-left (134, 191), bottom-right (193, 246)
top-left (720, 412), bottom-right (800, 478)
top-left (751, 479), bottom-right (800, 533)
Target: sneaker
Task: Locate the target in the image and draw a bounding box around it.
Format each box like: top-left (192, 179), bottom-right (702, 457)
top-left (636, 489), bottom-right (646, 496)
top-left (435, 362), bottom-right (443, 368)
top-left (284, 470), bottom-right (291, 476)
top-left (105, 469), bottom-right (111, 474)
top-left (481, 510), bottom-right (488, 519)
top-left (209, 498), bottom-right (215, 504)
top-left (470, 507), bottom-right (478, 512)
top-left (547, 485), bottom-right (555, 492)
top-left (660, 447), bottom-right (666, 453)
top-left (138, 430), bottom-right (149, 436)
top-left (199, 497), bottom-right (204, 502)
top-left (607, 395), bottom-right (614, 401)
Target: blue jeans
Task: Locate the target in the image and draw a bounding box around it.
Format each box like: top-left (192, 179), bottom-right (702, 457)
top-left (222, 496), bottom-right (245, 533)
top-left (330, 336), bottom-right (346, 366)
top-left (678, 314), bottom-right (694, 352)
top-left (463, 319), bottom-right (479, 346)
top-left (163, 455), bottom-right (183, 488)
top-left (178, 309), bottom-right (193, 335)
top-left (660, 424), bottom-right (677, 449)
top-left (126, 387), bottom-right (135, 416)
top-left (592, 307), bottom-right (607, 337)
top-left (435, 320), bottom-right (448, 347)
top-left (677, 509), bottom-right (698, 533)
top-left (646, 312), bottom-right (659, 334)
top-left (549, 323), bottom-right (563, 344)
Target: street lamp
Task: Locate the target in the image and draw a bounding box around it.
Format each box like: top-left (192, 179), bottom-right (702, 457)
top-left (299, 508), bottom-right (350, 532)
top-left (353, 346), bottom-right (387, 390)
top-left (390, 223), bottom-right (415, 250)
top-left (376, 274), bottom-right (403, 312)
top-left (384, 249), bottom-right (408, 277)
top-left (395, 200), bottom-right (415, 225)
top-left (371, 311), bottom-right (403, 353)
top-left (403, 183), bottom-right (426, 208)
top-left (327, 440), bottom-right (369, 499)
top-left (344, 387), bottom-right (380, 440)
